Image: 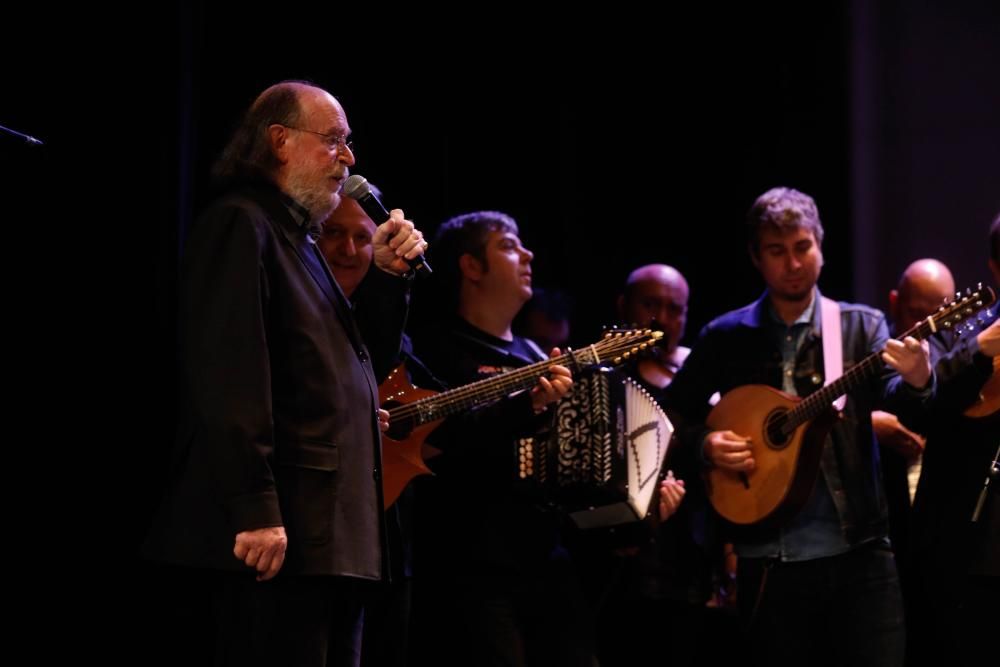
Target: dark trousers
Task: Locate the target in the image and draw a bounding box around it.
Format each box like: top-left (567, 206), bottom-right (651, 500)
top-left (411, 561), bottom-right (598, 667)
top-left (212, 573), bottom-right (365, 667)
top-left (360, 578), bottom-right (412, 667)
top-left (906, 568), bottom-right (999, 666)
top-left (737, 542), bottom-right (905, 667)
top-left (596, 597), bottom-right (706, 667)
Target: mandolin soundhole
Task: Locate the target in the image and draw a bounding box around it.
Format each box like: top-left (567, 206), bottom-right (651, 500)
top-left (764, 409), bottom-right (792, 450)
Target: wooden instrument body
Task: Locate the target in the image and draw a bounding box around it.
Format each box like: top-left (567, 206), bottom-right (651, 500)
top-left (964, 356), bottom-right (1000, 418)
top-left (705, 385), bottom-right (835, 526)
top-left (379, 364), bottom-right (440, 507)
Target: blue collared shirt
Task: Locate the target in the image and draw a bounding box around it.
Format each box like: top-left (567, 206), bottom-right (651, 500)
top-left (738, 291), bottom-right (855, 561)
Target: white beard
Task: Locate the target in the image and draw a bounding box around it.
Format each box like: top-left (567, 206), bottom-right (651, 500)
top-left (286, 167), bottom-right (338, 223)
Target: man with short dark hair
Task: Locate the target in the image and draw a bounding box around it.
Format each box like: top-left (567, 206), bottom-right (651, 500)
top-left (409, 211), bottom-right (584, 666)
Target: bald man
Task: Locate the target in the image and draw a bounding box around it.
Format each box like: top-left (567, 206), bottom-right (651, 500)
top-left (617, 263), bottom-right (694, 519)
top-left (873, 259), bottom-right (956, 585)
top-left (876, 259), bottom-right (956, 466)
top-left (618, 263), bottom-right (691, 386)
top-left (592, 264), bottom-right (719, 667)
top-left (889, 259), bottom-right (957, 347)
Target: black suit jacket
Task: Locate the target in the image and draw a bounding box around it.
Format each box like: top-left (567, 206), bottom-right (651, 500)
top-left (145, 183), bottom-right (409, 579)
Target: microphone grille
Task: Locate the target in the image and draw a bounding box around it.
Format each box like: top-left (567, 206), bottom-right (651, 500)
top-left (343, 174), bottom-right (370, 200)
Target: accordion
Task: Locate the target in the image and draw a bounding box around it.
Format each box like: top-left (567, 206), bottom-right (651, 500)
top-left (520, 367), bottom-right (673, 529)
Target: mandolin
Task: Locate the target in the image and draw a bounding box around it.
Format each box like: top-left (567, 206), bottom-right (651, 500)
top-left (705, 285), bottom-right (996, 527)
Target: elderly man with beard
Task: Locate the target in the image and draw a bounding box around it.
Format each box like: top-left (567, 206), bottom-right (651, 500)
top-left (145, 81), bottom-right (427, 667)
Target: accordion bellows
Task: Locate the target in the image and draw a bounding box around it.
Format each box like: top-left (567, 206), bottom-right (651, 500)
top-left (522, 367), bottom-right (673, 528)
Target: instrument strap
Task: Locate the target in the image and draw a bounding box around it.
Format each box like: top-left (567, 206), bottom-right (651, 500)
top-left (820, 296), bottom-right (846, 411)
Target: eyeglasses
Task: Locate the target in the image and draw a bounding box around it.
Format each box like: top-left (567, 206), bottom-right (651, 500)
top-left (283, 125), bottom-right (354, 154)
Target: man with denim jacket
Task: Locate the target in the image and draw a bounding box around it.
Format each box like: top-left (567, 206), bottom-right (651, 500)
top-left (664, 187), bottom-right (933, 667)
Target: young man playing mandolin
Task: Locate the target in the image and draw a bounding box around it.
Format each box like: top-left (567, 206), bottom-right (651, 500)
top-left (664, 187), bottom-right (934, 667)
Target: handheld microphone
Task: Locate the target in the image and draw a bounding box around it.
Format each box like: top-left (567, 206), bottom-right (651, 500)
top-left (343, 174), bottom-right (431, 274)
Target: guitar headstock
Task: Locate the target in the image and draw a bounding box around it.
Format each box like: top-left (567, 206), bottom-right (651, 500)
top-left (580, 327), bottom-right (664, 366)
top-left (932, 284), bottom-right (997, 333)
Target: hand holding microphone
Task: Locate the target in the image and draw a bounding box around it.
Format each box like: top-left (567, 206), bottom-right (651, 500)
top-left (343, 175), bottom-right (431, 275)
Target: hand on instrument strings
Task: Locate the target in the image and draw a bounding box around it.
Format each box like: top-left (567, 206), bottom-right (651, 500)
top-left (704, 430), bottom-right (755, 472)
top-left (530, 347), bottom-right (573, 413)
top-left (882, 336), bottom-right (932, 389)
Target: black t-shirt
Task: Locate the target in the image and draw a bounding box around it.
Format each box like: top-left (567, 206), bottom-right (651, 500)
top-left (411, 317), bottom-right (563, 576)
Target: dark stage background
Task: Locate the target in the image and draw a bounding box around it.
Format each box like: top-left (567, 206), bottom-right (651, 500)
top-left (2, 0), bottom-right (997, 661)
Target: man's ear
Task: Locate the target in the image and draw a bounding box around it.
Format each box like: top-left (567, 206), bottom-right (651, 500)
top-left (267, 124), bottom-right (290, 164)
top-left (888, 289), bottom-right (899, 320)
top-left (458, 253), bottom-right (484, 282)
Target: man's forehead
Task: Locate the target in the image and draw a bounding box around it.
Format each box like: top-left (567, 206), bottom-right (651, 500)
top-left (326, 218), bottom-right (372, 231)
top-left (328, 201), bottom-right (374, 231)
top-left (633, 279), bottom-right (687, 300)
top-left (489, 230), bottom-right (521, 243)
top-left (761, 227), bottom-right (815, 244)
